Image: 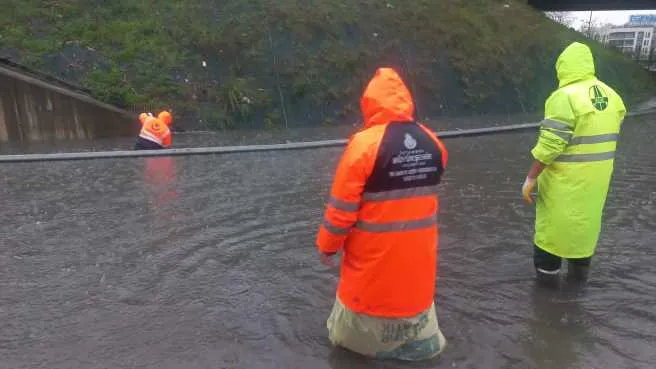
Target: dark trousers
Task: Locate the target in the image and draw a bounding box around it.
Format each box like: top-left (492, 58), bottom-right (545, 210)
top-left (135, 137), bottom-right (163, 150)
top-left (533, 245), bottom-right (591, 272)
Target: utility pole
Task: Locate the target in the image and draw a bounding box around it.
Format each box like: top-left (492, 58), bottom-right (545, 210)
top-left (587, 11), bottom-right (594, 38)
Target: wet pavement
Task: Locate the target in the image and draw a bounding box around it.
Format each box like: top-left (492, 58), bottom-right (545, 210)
top-left (0, 114), bottom-right (655, 369)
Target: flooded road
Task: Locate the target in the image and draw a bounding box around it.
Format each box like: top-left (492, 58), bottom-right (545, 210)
top-left (1, 115), bottom-right (655, 369)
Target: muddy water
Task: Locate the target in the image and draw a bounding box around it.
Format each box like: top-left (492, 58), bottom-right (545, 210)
top-left (0, 115), bottom-right (655, 369)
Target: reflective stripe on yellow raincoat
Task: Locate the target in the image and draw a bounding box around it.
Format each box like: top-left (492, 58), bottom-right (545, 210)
top-left (531, 42), bottom-right (626, 259)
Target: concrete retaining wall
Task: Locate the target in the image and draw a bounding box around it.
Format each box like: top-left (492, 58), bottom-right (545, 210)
top-left (0, 64), bottom-right (137, 143)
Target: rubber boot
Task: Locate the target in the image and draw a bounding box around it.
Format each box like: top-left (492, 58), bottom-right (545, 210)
top-left (535, 268), bottom-right (561, 288)
top-left (566, 263), bottom-right (590, 284)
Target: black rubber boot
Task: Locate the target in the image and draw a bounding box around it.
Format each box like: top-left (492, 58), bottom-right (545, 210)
top-left (566, 263), bottom-right (590, 284)
top-left (535, 268), bottom-right (561, 288)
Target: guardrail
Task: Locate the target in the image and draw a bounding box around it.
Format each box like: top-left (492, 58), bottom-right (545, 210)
top-left (0, 123), bottom-right (540, 163)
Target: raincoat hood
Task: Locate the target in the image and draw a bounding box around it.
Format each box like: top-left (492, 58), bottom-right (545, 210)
top-left (158, 111), bottom-right (173, 126)
top-left (360, 68), bottom-right (415, 128)
top-left (556, 42), bottom-right (596, 88)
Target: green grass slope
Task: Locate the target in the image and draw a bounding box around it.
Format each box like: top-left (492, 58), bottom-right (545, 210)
top-left (2, 0), bottom-right (654, 129)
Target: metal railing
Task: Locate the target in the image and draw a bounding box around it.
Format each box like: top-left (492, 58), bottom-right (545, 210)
top-left (0, 123), bottom-right (541, 163)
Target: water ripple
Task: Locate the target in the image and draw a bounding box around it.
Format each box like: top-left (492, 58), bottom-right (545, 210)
top-left (0, 119), bottom-right (655, 368)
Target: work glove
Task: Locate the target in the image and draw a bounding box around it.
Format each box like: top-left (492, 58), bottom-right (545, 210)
top-left (522, 177), bottom-right (537, 205)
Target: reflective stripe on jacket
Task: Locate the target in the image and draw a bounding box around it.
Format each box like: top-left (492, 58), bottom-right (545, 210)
top-left (316, 68), bottom-right (448, 318)
top-left (531, 42), bottom-right (626, 258)
top-left (139, 116), bottom-right (172, 148)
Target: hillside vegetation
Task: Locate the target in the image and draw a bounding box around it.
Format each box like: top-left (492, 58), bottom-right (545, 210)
top-left (2, 0), bottom-right (654, 129)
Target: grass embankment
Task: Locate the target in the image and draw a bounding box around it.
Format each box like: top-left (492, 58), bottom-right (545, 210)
top-left (2, 0), bottom-right (654, 129)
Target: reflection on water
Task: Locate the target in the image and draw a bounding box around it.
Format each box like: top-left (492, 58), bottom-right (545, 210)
top-left (0, 115), bottom-right (654, 369)
top-left (523, 283), bottom-right (593, 369)
top-left (143, 157), bottom-right (179, 224)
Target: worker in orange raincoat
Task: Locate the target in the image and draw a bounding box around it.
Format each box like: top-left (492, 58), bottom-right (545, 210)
top-left (135, 111), bottom-right (173, 150)
top-left (316, 68), bottom-right (448, 361)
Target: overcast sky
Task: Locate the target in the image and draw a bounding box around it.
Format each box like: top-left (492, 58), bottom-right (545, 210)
top-left (569, 10), bottom-right (656, 28)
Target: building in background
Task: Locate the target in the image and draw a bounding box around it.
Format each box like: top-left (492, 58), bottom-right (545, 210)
top-left (597, 14), bottom-right (656, 69)
top-left (605, 26), bottom-right (654, 59)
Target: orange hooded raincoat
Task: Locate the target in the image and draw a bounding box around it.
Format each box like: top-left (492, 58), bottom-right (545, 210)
top-left (138, 113), bottom-right (172, 148)
top-left (316, 68), bottom-right (448, 318)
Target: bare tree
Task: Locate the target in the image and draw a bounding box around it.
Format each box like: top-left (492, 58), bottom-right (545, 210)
top-left (580, 20), bottom-right (611, 42)
top-left (545, 12), bottom-right (575, 28)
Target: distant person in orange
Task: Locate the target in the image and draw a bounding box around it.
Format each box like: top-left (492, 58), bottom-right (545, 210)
top-left (316, 68), bottom-right (448, 361)
top-left (135, 110), bottom-right (173, 150)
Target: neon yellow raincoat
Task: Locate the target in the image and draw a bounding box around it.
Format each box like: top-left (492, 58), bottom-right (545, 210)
top-left (531, 42), bottom-right (626, 258)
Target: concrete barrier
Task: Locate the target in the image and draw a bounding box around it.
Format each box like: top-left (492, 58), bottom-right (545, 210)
top-left (0, 62), bottom-right (137, 143)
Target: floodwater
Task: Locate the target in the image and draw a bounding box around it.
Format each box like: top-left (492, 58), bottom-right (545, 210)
top-left (0, 114), bottom-right (655, 369)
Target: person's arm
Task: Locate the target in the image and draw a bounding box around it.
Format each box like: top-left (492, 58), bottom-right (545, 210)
top-left (522, 160), bottom-right (546, 204)
top-left (161, 129), bottom-right (172, 148)
top-left (419, 124), bottom-right (448, 170)
top-left (316, 135), bottom-right (374, 264)
top-left (523, 92), bottom-right (576, 204)
top-left (526, 160), bottom-right (546, 179)
top-left (138, 113), bottom-right (150, 125)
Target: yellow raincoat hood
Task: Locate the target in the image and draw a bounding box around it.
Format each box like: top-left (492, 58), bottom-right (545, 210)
top-left (556, 42), bottom-right (596, 88)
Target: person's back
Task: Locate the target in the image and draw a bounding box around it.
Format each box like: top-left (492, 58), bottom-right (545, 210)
top-left (522, 42), bottom-right (626, 282)
top-left (316, 68), bottom-right (448, 360)
top-left (135, 114), bottom-right (172, 150)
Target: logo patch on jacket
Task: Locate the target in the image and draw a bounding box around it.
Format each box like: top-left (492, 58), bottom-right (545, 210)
top-left (589, 85), bottom-right (609, 111)
top-left (404, 133), bottom-right (417, 150)
top-left (364, 123), bottom-right (443, 193)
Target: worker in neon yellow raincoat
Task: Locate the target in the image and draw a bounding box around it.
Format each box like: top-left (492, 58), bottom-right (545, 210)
top-left (522, 42), bottom-right (626, 283)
